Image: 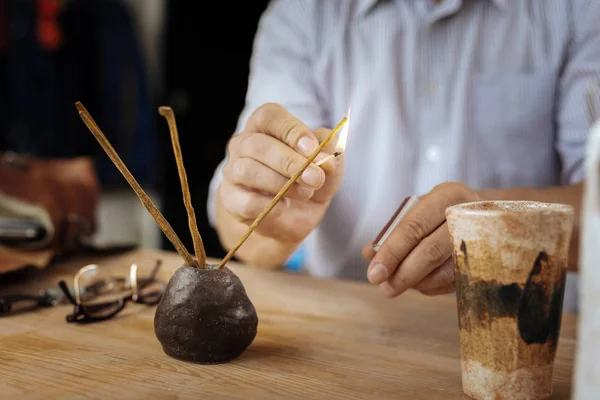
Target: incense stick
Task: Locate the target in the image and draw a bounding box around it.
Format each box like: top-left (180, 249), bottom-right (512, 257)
top-left (159, 106), bottom-right (207, 269)
top-left (216, 117), bottom-right (349, 269)
top-left (75, 101), bottom-right (196, 267)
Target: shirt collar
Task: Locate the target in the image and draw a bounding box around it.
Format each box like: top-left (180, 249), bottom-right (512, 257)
top-left (356, 0), bottom-right (385, 16)
top-left (357, 0), bottom-right (507, 17)
top-left (491, 0), bottom-right (507, 10)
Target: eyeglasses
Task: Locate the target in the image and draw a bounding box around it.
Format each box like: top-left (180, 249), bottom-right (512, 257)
top-left (0, 288), bottom-right (67, 316)
top-left (58, 259), bottom-right (165, 323)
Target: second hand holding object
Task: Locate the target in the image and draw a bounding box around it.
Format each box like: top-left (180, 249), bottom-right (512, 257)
top-left (216, 117), bottom-right (349, 269)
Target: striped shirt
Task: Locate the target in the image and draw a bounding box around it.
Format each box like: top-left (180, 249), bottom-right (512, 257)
top-left (208, 0), bottom-right (600, 312)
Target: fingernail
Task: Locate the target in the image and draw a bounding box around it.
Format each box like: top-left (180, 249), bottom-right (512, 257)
top-left (298, 136), bottom-right (318, 156)
top-left (301, 167), bottom-right (322, 188)
top-left (297, 185), bottom-right (314, 199)
top-left (368, 264), bottom-right (389, 284)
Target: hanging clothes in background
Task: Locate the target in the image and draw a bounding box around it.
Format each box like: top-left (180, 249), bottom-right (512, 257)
top-left (0, 0), bottom-right (156, 188)
top-left (0, 1), bottom-right (6, 53)
top-left (0, 0), bottom-right (8, 150)
top-left (3, 0), bottom-right (57, 155)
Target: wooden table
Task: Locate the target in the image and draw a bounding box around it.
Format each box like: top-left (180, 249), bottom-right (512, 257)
top-left (0, 249), bottom-right (576, 399)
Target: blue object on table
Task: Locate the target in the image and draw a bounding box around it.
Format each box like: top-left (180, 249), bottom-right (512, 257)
top-left (284, 245), bottom-right (305, 272)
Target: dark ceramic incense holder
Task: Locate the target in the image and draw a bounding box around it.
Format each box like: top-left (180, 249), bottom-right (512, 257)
top-left (154, 264), bottom-right (258, 364)
top-left (78, 103), bottom-right (258, 364)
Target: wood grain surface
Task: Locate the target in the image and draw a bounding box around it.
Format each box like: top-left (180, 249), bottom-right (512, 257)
top-left (0, 249), bottom-right (577, 399)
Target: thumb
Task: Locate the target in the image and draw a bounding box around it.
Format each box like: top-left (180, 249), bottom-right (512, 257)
top-left (314, 127), bottom-right (339, 155)
top-left (311, 127), bottom-right (344, 203)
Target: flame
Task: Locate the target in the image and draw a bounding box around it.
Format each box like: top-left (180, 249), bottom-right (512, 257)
top-left (336, 105), bottom-right (351, 153)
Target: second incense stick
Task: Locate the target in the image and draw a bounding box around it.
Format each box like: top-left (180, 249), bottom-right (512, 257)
top-left (216, 117), bottom-right (349, 269)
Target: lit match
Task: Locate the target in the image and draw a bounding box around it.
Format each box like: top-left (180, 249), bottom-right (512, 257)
top-left (315, 106), bottom-right (351, 166)
top-left (315, 151), bottom-right (342, 166)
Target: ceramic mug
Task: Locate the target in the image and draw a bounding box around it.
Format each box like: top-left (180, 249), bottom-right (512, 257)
top-left (446, 200), bottom-right (574, 400)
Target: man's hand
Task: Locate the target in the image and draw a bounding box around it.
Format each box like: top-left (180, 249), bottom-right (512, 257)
top-left (362, 182), bottom-right (480, 297)
top-left (219, 103), bottom-right (343, 246)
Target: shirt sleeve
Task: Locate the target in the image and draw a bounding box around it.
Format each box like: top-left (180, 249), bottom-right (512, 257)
top-left (206, 0), bottom-right (326, 228)
top-left (556, 0), bottom-right (600, 184)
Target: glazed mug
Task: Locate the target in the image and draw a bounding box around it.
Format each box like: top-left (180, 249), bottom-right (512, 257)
top-left (446, 200), bottom-right (574, 400)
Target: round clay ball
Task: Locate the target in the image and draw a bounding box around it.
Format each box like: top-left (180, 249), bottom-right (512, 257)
top-left (154, 264), bottom-right (258, 364)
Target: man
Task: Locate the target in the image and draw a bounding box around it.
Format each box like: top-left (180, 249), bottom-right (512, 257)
top-left (207, 0), bottom-right (598, 310)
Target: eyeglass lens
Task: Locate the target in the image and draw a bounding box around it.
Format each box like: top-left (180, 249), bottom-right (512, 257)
top-left (76, 266), bottom-right (125, 319)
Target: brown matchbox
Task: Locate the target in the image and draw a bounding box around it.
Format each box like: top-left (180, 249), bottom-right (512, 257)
top-left (372, 196), bottom-right (420, 252)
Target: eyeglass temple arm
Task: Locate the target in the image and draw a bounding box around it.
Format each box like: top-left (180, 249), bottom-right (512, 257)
top-left (139, 259), bottom-right (163, 290)
top-left (0, 294), bottom-right (43, 302)
top-left (58, 281), bottom-right (78, 306)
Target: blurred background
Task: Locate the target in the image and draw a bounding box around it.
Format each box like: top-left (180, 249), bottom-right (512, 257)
top-left (0, 0), bottom-right (271, 260)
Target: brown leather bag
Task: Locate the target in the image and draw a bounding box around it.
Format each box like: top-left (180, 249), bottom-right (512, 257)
top-left (0, 152), bottom-right (100, 274)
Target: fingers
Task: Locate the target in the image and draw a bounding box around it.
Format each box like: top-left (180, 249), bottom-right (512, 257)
top-left (228, 104), bottom-right (342, 204)
top-left (377, 224), bottom-right (453, 297)
top-left (219, 180), bottom-right (288, 224)
top-left (366, 182), bottom-right (475, 285)
top-left (223, 156), bottom-right (315, 201)
top-left (246, 103), bottom-right (320, 157)
top-left (228, 132), bottom-right (326, 190)
top-left (362, 242), bottom-right (376, 261)
top-left (379, 259), bottom-right (456, 298)
top-left (218, 180), bottom-right (313, 243)
top-left (419, 282), bottom-right (456, 296)
top-left (366, 206), bottom-right (444, 284)
top-left (413, 258), bottom-right (455, 294)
